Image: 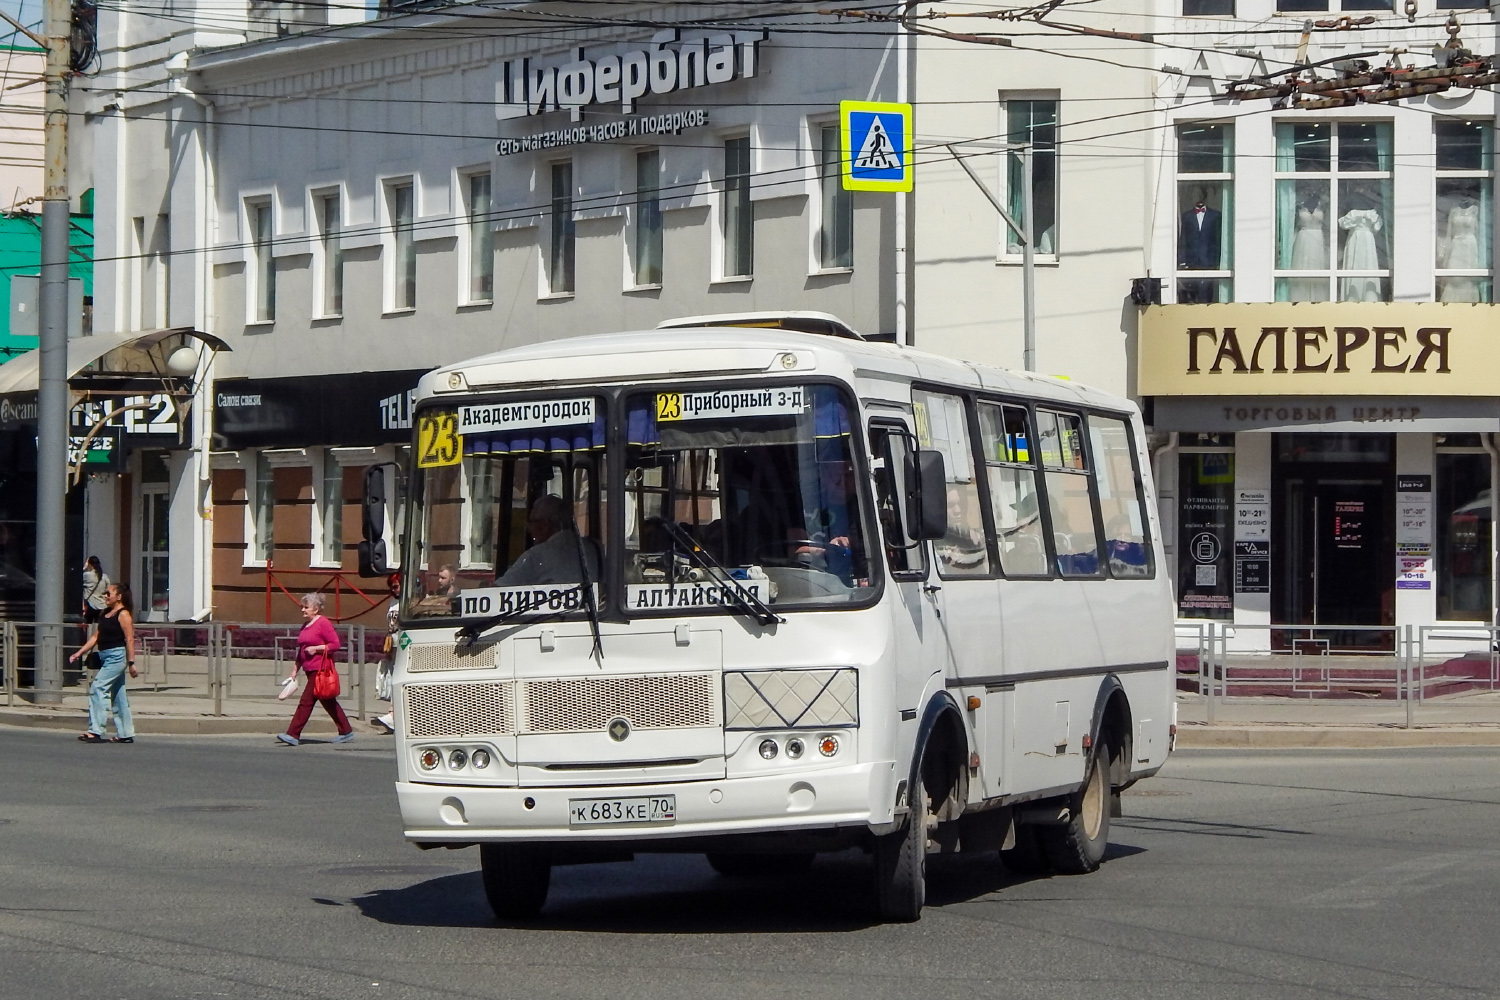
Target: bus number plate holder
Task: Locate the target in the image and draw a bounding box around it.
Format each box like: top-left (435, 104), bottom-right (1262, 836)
top-left (568, 795), bottom-right (676, 827)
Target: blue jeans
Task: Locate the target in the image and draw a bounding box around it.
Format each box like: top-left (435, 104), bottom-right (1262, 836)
top-left (88, 646), bottom-right (134, 739)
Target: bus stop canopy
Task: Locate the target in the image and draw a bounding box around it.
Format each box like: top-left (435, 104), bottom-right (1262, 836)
top-left (0, 327), bottom-right (230, 397)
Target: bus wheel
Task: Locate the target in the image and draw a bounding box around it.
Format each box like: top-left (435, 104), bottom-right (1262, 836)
top-left (999, 824), bottom-right (1050, 875)
top-left (479, 843), bottom-right (551, 920)
top-left (872, 771), bottom-right (930, 922)
top-left (706, 853), bottom-right (815, 878)
top-left (1038, 740), bottom-right (1111, 875)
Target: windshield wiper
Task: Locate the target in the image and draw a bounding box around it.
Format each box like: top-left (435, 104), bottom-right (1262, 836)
top-left (571, 520), bottom-right (604, 662)
top-left (656, 519), bottom-right (784, 628)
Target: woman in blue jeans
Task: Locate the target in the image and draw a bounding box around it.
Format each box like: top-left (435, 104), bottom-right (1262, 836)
top-left (68, 583), bottom-right (137, 743)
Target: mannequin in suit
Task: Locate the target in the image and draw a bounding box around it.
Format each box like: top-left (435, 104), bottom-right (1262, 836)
top-left (1178, 188), bottom-right (1222, 303)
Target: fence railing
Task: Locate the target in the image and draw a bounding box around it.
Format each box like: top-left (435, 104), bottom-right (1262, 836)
top-left (1178, 622), bottom-right (1500, 729)
top-left (2, 620), bottom-right (380, 719)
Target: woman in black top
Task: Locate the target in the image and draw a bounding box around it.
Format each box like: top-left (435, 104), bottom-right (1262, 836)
top-left (68, 583), bottom-right (137, 743)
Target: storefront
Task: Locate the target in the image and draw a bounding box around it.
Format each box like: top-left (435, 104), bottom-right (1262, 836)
top-left (208, 370), bottom-right (426, 623)
top-left (1140, 302), bottom-right (1498, 650)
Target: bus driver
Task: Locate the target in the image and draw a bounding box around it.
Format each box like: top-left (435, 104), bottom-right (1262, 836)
top-left (497, 495), bottom-right (601, 587)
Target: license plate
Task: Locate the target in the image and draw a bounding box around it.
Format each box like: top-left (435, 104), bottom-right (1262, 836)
top-left (568, 795), bottom-right (676, 828)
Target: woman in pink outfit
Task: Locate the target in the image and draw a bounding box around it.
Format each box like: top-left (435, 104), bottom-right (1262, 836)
top-left (277, 593), bottom-right (354, 746)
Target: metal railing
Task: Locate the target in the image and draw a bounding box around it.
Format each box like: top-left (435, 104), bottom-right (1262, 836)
top-left (1179, 621), bottom-right (1500, 729)
top-left (2, 620), bottom-right (378, 719)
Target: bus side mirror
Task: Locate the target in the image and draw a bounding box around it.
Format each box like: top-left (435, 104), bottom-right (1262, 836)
top-left (358, 465), bottom-right (389, 577)
top-left (906, 449), bottom-right (949, 541)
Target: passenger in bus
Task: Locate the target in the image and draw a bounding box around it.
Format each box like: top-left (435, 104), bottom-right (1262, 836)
top-left (411, 564), bottom-right (461, 615)
top-left (497, 494), bottom-right (601, 586)
top-left (939, 487), bottom-right (988, 573)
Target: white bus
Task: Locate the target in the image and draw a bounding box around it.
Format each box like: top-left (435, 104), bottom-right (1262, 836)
top-left (377, 322), bottom-right (1175, 922)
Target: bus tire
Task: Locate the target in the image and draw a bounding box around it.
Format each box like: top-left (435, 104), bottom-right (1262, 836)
top-left (999, 823), bottom-right (1050, 875)
top-left (1038, 740), bottom-right (1111, 875)
top-left (706, 852), bottom-right (816, 878)
top-left (479, 843), bottom-right (551, 920)
top-left (872, 770), bottom-right (928, 922)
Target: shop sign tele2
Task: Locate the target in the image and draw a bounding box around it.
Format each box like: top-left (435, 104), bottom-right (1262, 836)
top-left (1138, 303), bottom-right (1500, 396)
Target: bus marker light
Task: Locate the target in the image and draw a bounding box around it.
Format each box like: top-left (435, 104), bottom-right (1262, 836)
top-left (967, 696), bottom-right (981, 711)
top-left (448, 749), bottom-right (468, 770)
top-left (818, 736), bottom-right (839, 757)
top-left (786, 738), bottom-right (805, 759)
top-left (759, 739), bottom-right (778, 760)
top-left (418, 748), bottom-right (442, 770)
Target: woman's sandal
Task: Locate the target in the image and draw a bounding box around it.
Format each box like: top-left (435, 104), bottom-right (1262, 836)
top-left (78, 732), bottom-right (104, 743)
top-left (109, 737), bottom-right (134, 743)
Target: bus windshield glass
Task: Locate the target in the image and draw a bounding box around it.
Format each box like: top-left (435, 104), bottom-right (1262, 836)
top-left (403, 398), bottom-right (606, 621)
top-left (624, 384), bottom-right (874, 612)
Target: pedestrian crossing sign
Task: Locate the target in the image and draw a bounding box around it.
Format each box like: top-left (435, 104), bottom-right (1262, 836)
top-left (841, 100), bottom-right (913, 192)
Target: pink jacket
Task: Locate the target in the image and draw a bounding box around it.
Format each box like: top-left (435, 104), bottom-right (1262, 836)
top-left (296, 615), bottom-right (341, 671)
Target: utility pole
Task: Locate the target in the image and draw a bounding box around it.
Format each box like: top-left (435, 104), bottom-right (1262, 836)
top-left (34, 0), bottom-right (71, 702)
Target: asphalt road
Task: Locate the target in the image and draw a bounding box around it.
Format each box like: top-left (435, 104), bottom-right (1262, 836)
top-left (2, 729), bottom-right (1499, 1000)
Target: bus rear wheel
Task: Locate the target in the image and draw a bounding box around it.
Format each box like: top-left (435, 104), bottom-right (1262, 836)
top-left (706, 852), bottom-right (816, 878)
top-left (479, 843), bottom-right (551, 920)
top-left (872, 771), bottom-right (930, 922)
top-left (1037, 740), bottom-right (1111, 875)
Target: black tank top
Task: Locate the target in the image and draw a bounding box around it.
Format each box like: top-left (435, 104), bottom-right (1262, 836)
top-left (96, 610), bottom-right (126, 650)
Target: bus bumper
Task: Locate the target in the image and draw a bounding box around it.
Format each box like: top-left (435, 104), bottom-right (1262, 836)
top-left (398, 761), bottom-right (897, 843)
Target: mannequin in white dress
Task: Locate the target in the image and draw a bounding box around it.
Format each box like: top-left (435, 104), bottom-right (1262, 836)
top-left (1287, 200), bottom-right (1327, 300)
top-left (1441, 199), bottom-right (1482, 302)
top-left (1338, 208), bottom-right (1384, 302)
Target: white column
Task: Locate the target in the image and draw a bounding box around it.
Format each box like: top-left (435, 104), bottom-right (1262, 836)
top-left (166, 450), bottom-right (206, 621)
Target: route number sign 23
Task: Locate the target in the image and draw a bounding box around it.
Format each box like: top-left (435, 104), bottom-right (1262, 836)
top-left (416, 411), bottom-right (462, 468)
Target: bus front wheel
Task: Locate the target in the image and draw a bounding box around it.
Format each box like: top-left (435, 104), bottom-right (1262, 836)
top-left (872, 771), bottom-right (930, 922)
top-left (479, 842), bottom-right (551, 920)
top-left (1038, 739), bottom-right (1111, 874)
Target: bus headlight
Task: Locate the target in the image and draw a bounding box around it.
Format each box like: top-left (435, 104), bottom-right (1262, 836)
top-left (471, 748), bottom-right (491, 769)
top-left (448, 748), bottom-right (468, 770)
top-left (758, 739), bottom-right (779, 760)
top-left (786, 738), bottom-right (805, 759)
top-left (418, 748), bottom-right (441, 771)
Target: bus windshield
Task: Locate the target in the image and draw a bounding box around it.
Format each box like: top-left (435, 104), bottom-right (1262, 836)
top-left (401, 383), bottom-right (875, 622)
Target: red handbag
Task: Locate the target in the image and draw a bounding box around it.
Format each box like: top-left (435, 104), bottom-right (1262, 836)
top-left (311, 656), bottom-right (341, 699)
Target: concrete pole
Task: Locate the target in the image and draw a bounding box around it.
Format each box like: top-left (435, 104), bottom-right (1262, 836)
top-left (34, 0), bottom-right (71, 702)
top-left (1021, 146), bottom-right (1036, 372)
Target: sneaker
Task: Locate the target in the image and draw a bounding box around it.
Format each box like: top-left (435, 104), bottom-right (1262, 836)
top-left (372, 715), bottom-right (395, 735)
top-left (332, 731), bottom-right (355, 744)
top-left (276, 734), bottom-right (300, 746)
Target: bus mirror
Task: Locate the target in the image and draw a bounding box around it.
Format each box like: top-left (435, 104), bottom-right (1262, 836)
top-left (359, 466), bottom-right (389, 577)
top-left (907, 449), bottom-right (949, 541)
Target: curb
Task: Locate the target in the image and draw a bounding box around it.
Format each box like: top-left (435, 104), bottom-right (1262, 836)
top-left (1176, 726), bottom-right (1500, 749)
top-left (0, 708), bottom-right (359, 736)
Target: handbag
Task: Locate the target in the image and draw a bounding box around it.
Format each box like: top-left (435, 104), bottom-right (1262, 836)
top-left (311, 656), bottom-right (341, 699)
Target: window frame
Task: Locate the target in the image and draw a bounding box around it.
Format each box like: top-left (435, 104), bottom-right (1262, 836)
top-left (720, 134), bottom-right (755, 280)
top-left (975, 398), bottom-right (1052, 580)
top-left (815, 121), bottom-right (854, 272)
top-left (1174, 121), bottom-right (1235, 304)
top-left (547, 160), bottom-right (576, 296)
top-left (1000, 97), bottom-right (1060, 263)
top-left (312, 447), bottom-right (345, 568)
top-left (313, 188), bottom-right (343, 320)
top-left (630, 148), bottom-right (664, 290)
top-left (911, 386), bottom-right (997, 581)
top-left (464, 170), bottom-right (495, 306)
top-left (244, 449), bottom-right (274, 568)
top-left (246, 198), bottom-right (276, 325)
top-left (1084, 411), bottom-right (1157, 580)
top-left (1433, 118), bottom-right (1494, 303)
top-left (384, 179), bottom-right (417, 313)
top-left (868, 417), bottom-right (930, 583)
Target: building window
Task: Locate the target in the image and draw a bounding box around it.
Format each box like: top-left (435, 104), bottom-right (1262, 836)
top-left (1435, 120), bottom-right (1493, 302)
top-left (1176, 122), bottom-right (1234, 303)
top-left (468, 173), bottom-right (494, 303)
top-left (391, 182), bottom-right (416, 310)
top-left (1437, 450), bottom-right (1492, 620)
top-left (548, 161), bottom-right (575, 294)
top-left (1183, 0), bottom-right (1233, 14)
top-left (1277, 0), bottom-right (1389, 10)
top-left (723, 136), bottom-right (754, 277)
top-left (318, 450), bottom-right (344, 566)
top-left (251, 201), bottom-right (275, 322)
top-left (154, 214), bottom-right (170, 328)
top-left (319, 193), bottom-right (342, 317)
top-left (1005, 99), bottom-right (1058, 256)
top-left (1274, 122), bottom-right (1392, 303)
top-left (818, 124), bottom-right (853, 270)
top-left (250, 451), bottom-right (274, 564)
top-left (634, 150), bottom-right (663, 286)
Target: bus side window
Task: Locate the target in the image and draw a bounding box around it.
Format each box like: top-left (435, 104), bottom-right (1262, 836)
top-left (1036, 409), bottom-right (1103, 577)
top-left (869, 424), bottom-right (927, 578)
top-left (912, 389), bottom-right (992, 578)
top-left (977, 403), bottom-right (1049, 576)
top-left (1088, 415), bottom-right (1153, 579)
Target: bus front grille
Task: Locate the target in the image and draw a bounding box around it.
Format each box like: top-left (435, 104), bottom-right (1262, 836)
top-left (519, 673), bottom-right (719, 733)
top-left (405, 681), bottom-right (514, 738)
top-left (405, 643), bottom-right (497, 673)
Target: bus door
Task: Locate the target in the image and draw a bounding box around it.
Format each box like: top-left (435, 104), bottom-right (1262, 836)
top-left (869, 421), bottom-right (949, 737)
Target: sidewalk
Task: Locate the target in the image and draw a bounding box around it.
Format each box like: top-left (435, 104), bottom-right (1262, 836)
top-left (1175, 692), bottom-right (1500, 748)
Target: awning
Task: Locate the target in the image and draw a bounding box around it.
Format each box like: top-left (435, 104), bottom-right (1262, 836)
top-left (0, 327), bottom-right (231, 396)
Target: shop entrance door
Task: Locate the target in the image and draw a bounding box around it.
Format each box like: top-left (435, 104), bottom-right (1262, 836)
top-left (1273, 434), bottom-right (1395, 651)
top-left (136, 452), bottom-right (171, 621)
